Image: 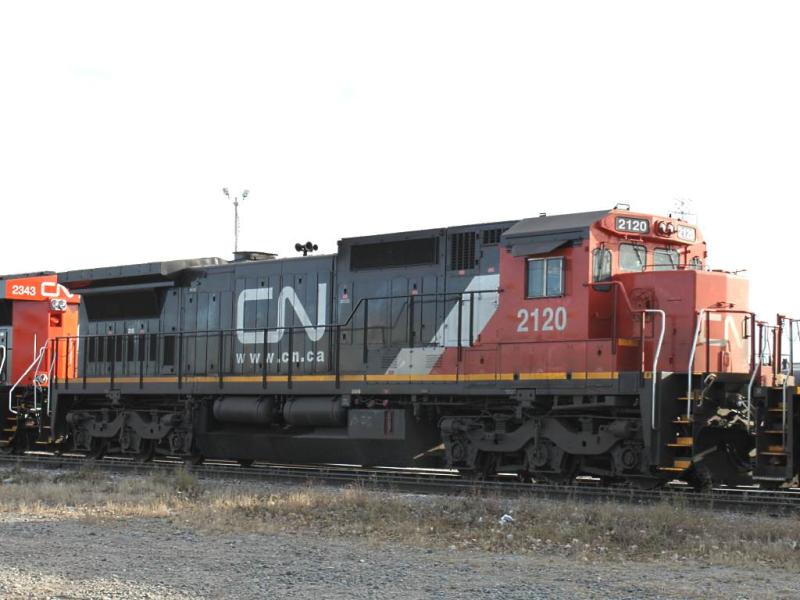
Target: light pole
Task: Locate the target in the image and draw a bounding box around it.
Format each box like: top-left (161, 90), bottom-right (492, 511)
top-left (222, 188), bottom-right (249, 253)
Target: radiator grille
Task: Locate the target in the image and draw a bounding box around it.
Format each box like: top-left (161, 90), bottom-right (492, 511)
top-left (482, 228), bottom-right (503, 245)
top-left (449, 232), bottom-right (477, 271)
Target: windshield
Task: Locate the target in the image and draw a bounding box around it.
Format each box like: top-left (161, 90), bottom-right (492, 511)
top-left (653, 248), bottom-right (679, 271)
top-left (619, 244), bottom-right (647, 272)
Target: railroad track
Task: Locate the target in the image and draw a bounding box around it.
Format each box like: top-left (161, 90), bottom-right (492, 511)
top-left (1, 452), bottom-right (799, 514)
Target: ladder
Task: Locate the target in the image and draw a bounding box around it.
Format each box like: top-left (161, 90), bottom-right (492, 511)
top-left (753, 317), bottom-right (800, 486)
top-left (658, 379), bottom-right (704, 474)
top-left (753, 381), bottom-right (798, 485)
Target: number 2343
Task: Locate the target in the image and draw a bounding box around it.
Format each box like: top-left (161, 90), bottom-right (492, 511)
top-left (517, 306), bottom-right (567, 332)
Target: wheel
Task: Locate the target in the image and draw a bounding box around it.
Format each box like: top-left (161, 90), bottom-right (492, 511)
top-left (135, 440), bottom-right (156, 463)
top-left (688, 463), bottom-right (714, 493)
top-left (617, 477), bottom-right (666, 491)
top-left (457, 452), bottom-right (497, 481)
top-left (183, 453), bottom-right (204, 466)
top-left (534, 454), bottom-right (579, 485)
top-left (516, 470), bottom-right (533, 483)
top-left (0, 443), bottom-right (15, 455)
top-left (86, 438), bottom-right (108, 460)
top-left (759, 480), bottom-right (784, 490)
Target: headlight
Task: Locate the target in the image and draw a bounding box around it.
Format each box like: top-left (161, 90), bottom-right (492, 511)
top-left (50, 299), bottom-right (67, 311)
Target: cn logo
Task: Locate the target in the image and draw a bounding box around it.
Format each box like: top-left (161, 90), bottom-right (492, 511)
top-left (41, 282), bottom-right (75, 300)
top-left (236, 284), bottom-right (328, 345)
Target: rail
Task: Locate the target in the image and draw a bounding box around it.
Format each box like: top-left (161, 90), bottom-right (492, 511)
top-left (44, 351), bottom-right (57, 417)
top-left (30, 341), bottom-right (50, 413)
top-left (48, 286), bottom-right (639, 392)
top-left (0, 346), bottom-right (5, 386)
top-left (585, 281), bottom-right (665, 430)
top-left (777, 316), bottom-right (799, 449)
top-left (745, 321), bottom-right (770, 427)
top-left (8, 344), bottom-right (47, 416)
top-left (51, 288), bottom-right (503, 391)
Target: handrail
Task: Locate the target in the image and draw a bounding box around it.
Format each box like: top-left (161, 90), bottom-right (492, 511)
top-left (645, 309), bottom-right (666, 430)
top-left (0, 345), bottom-right (6, 386)
top-left (686, 308), bottom-right (754, 420)
top-left (8, 344), bottom-right (47, 416)
top-left (745, 322), bottom-right (768, 428)
top-left (782, 363), bottom-right (789, 451)
top-left (777, 316), bottom-right (798, 450)
top-left (30, 341), bottom-right (49, 413)
top-left (57, 289), bottom-right (504, 350)
top-left (338, 288), bottom-right (502, 329)
top-left (44, 350), bottom-right (57, 417)
top-left (52, 288), bottom-right (504, 389)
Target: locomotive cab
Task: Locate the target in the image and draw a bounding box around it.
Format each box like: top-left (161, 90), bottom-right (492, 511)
top-left (497, 209), bottom-right (713, 377)
top-left (496, 208), bottom-right (761, 486)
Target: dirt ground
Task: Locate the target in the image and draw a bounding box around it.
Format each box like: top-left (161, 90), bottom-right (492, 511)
top-left (0, 468), bottom-right (797, 599)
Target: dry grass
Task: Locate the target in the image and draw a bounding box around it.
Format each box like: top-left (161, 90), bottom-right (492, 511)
top-left (0, 465), bottom-right (798, 567)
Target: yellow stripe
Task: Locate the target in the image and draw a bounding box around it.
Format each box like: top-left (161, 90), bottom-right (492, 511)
top-left (67, 370), bottom-right (621, 386)
top-left (586, 371), bottom-right (618, 380)
top-left (460, 373), bottom-right (498, 382)
top-left (224, 375), bottom-right (286, 383)
top-left (365, 374), bottom-right (457, 382)
top-left (518, 372), bottom-right (568, 381)
top-left (617, 338), bottom-right (639, 348)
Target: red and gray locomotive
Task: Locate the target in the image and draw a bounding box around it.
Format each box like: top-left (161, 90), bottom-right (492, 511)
top-left (34, 208), bottom-right (798, 488)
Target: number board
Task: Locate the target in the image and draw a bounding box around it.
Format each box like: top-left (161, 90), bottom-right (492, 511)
top-left (3, 276), bottom-right (76, 303)
top-left (615, 217), bottom-right (650, 234)
top-left (677, 225), bottom-right (696, 242)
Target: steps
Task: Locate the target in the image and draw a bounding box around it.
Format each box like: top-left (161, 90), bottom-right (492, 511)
top-left (658, 391), bottom-right (696, 474)
top-left (754, 387), bottom-right (796, 483)
top-left (660, 458), bottom-right (692, 473)
top-left (0, 389), bottom-right (54, 449)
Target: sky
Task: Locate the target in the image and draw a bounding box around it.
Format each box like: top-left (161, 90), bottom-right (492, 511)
top-left (0, 1), bottom-right (798, 321)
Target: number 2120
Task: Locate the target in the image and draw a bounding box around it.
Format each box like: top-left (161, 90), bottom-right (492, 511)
top-left (516, 307), bottom-right (567, 332)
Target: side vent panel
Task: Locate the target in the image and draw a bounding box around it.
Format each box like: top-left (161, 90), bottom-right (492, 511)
top-left (449, 232), bottom-right (477, 271)
top-left (482, 228), bottom-right (503, 245)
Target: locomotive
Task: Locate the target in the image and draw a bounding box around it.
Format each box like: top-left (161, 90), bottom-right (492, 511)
top-left (7, 208), bottom-right (797, 488)
top-left (0, 273), bottom-right (79, 450)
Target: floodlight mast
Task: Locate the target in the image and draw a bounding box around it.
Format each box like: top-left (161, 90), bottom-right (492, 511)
top-left (222, 188), bottom-right (250, 253)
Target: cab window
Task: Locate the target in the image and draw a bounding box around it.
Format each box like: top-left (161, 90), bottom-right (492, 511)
top-left (653, 248), bottom-right (679, 271)
top-left (592, 248), bottom-right (612, 282)
top-left (619, 244), bottom-right (647, 272)
top-left (527, 257), bottom-right (564, 298)
top-left (688, 257), bottom-right (703, 270)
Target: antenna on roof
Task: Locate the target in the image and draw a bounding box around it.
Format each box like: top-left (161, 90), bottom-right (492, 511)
top-left (614, 203), bottom-right (630, 210)
top-left (672, 198), bottom-right (696, 223)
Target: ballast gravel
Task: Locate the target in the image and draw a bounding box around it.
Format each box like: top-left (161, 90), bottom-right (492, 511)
top-left (0, 512), bottom-right (797, 599)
